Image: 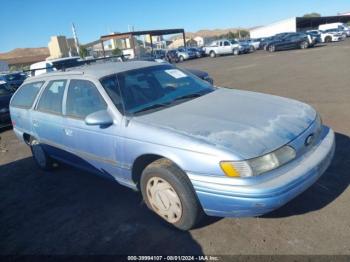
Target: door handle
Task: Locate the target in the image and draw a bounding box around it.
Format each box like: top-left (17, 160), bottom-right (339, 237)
top-left (64, 128), bottom-right (73, 136)
top-left (32, 120), bottom-right (39, 127)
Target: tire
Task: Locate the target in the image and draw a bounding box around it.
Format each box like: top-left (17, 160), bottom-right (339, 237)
top-left (30, 137), bottom-right (54, 170)
top-left (300, 41), bottom-right (308, 49)
top-left (140, 158), bottom-right (204, 230)
top-left (233, 48), bottom-right (239, 55)
top-left (325, 36), bottom-right (332, 43)
top-left (249, 46), bottom-right (255, 52)
top-left (179, 56), bottom-right (184, 62)
top-left (268, 45), bottom-right (275, 52)
top-left (209, 51), bottom-right (216, 58)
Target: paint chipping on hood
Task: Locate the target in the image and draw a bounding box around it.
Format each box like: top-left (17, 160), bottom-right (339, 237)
top-left (136, 88), bottom-right (316, 159)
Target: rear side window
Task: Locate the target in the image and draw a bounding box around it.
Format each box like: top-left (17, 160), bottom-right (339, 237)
top-left (66, 79), bottom-right (107, 119)
top-left (37, 80), bottom-right (66, 114)
top-left (11, 81), bottom-right (44, 108)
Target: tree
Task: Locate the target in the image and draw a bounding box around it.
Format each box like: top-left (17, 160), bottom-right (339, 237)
top-left (112, 48), bottom-right (122, 56)
top-left (303, 12), bottom-right (321, 17)
top-left (79, 45), bottom-right (89, 59)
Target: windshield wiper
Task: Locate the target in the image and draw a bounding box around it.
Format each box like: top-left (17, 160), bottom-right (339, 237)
top-left (132, 103), bottom-right (170, 114)
top-left (173, 92), bottom-right (204, 102)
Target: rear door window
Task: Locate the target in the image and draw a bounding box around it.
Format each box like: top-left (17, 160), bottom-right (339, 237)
top-left (10, 81), bottom-right (44, 108)
top-left (37, 80), bottom-right (66, 115)
top-left (66, 79), bottom-right (107, 119)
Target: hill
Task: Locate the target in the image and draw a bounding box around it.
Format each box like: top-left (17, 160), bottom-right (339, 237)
top-left (0, 47), bottom-right (49, 66)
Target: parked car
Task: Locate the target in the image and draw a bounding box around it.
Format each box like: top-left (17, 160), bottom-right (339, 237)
top-left (238, 40), bottom-right (256, 52)
top-left (245, 39), bottom-right (261, 51)
top-left (187, 47), bottom-right (205, 58)
top-left (0, 81), bottom-right (15, 128)
top-left (307, 29), bottom-right (344, 43)
top-left (177, 48), bottom-right (197, 62)
top-left (203, 39), bottom-right (240, 57)
top-left (0, 72), bottom-right (27, 89)
top-left (323, 29), bottom-right (347, 41)
top-left (319, 22), bottom-right (350, 37)
top-left (165, 50), bottom-right (179, 63)
top-left (10, 61), bottom-right (335, 230)
top-left (259, 36), bottom-right (275, 50)
top-left (265, 33), bottom-right (310, 52)
top-left (29, 57), bottom-right (81, 77)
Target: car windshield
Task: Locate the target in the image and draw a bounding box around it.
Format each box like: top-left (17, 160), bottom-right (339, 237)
top-left (0, 83), bottom-right (14, 95)
top-left (100, 64), bottom-right (214, 115)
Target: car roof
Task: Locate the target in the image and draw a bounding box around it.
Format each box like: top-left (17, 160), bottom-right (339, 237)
top-left (27, 60), bottom-right (161, 81)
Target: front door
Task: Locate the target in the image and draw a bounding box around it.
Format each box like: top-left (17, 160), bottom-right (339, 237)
top-left (62, 79), bottom-right (124, 180)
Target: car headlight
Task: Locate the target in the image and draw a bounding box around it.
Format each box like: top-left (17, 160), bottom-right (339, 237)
top-left (220, 145), bottom-right (296, 178)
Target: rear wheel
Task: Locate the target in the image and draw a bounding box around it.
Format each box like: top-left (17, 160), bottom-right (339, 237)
top-left (249, 46), bottom-right (255, 52)
top-left (325, 36), bottom-right (332, 43)
top-left (209, 51), bottom-right (216, 58)
top-left (179, 56), bottom-right (184, 62)
top-left (233, 48), bottom-right (239, 55)
top-left (268, 45), bottom-right (275, 52)
top-left (30, 138), bottom-right (54, 170)
top-left (140, 158), bottom-right (204, 230)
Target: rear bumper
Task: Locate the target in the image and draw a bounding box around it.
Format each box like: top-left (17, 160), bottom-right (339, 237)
top-left (188, 127), bottom-right (335, 217)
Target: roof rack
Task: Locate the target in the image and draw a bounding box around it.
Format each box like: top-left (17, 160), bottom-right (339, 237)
top-left (24, 55), bottom-right (130, 75)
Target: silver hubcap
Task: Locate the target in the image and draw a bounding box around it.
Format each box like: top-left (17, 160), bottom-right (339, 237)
top-left (146, 177), bottom-right (182, 223)
top-left (32, 142), bottom-right (46, 167)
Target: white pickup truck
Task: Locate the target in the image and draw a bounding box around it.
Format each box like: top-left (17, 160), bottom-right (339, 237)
top-left (204, 39), bottom-right (240, 58)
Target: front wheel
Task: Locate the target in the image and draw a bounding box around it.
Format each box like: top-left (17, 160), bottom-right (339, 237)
top-left (268, 45), bottom-right (275, 52)
top-left (325, 36), bottom-right (332, 43)
top-left (300, 41), bottom-right (308, 49)
top-left (179, 56), bottom-right (184, 62)
top-left (233, 48), bottom-right (239, 55)
top-left (140, 158), bottom-right (204, 230)
top-left (30, 138), bottom-right (54, 170)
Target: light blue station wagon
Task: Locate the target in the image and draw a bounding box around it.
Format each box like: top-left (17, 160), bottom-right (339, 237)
top-left (10, 61), bottom-right (335, 230)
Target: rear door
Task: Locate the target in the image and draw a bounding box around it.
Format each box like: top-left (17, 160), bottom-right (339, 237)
top-left (10, 81), bottom-right (45, 132)
top-left (31, 79), bottom-right (67, 159)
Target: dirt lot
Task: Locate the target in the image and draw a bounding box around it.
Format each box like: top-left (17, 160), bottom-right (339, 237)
top-left (1, 40), bottom-right (350, 256)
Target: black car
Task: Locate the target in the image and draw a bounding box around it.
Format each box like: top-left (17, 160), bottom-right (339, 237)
top-left (187, 47), bottom-right (205, 58)
top-left (0, 81), bottom-right (15, 128)
top-left (165, 50), bottom-right (180, 63)
top-left (0, 72), bottom-right (27, 89)
top-left (265, 33), bottom-right (309, 52)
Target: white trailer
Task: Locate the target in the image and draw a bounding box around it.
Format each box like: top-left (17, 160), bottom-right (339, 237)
top-left (319, 22), bottom-right (347, 31)
top-left (250, 17), bottom-right (297, 39)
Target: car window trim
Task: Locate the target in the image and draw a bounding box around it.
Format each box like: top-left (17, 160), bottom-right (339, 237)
top-left (64, 78), bottom-right (108, 120)
top-left (10, 81), bottom-right (45, 109)
top-left (35, 79), bottom-right (67, 116)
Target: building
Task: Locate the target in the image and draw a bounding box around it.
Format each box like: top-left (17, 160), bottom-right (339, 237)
top-left (48, 36), bottom-right (78, 59)
top-left (250, 15), bottom-right (350, 38)
top-left (338, 11), bottom-right (350, 16)
top-left (100, 29), bottom-right (186, 58)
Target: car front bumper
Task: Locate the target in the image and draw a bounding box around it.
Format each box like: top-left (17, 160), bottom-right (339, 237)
top-left (188, 127), bottom-right (335, 217)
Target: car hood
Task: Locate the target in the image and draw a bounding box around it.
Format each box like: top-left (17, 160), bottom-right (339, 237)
top-left (135, 88), bottom-right (316, 159)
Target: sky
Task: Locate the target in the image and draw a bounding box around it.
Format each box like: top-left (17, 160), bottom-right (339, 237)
top-left (0, 0), bottom-right (349, 52)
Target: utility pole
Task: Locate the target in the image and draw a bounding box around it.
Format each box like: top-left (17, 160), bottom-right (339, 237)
top-left (72, 23), bottom-right (80, 55)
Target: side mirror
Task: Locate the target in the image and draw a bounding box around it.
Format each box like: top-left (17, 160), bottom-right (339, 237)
top-left (85, 110), bottom-right (113, 126)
